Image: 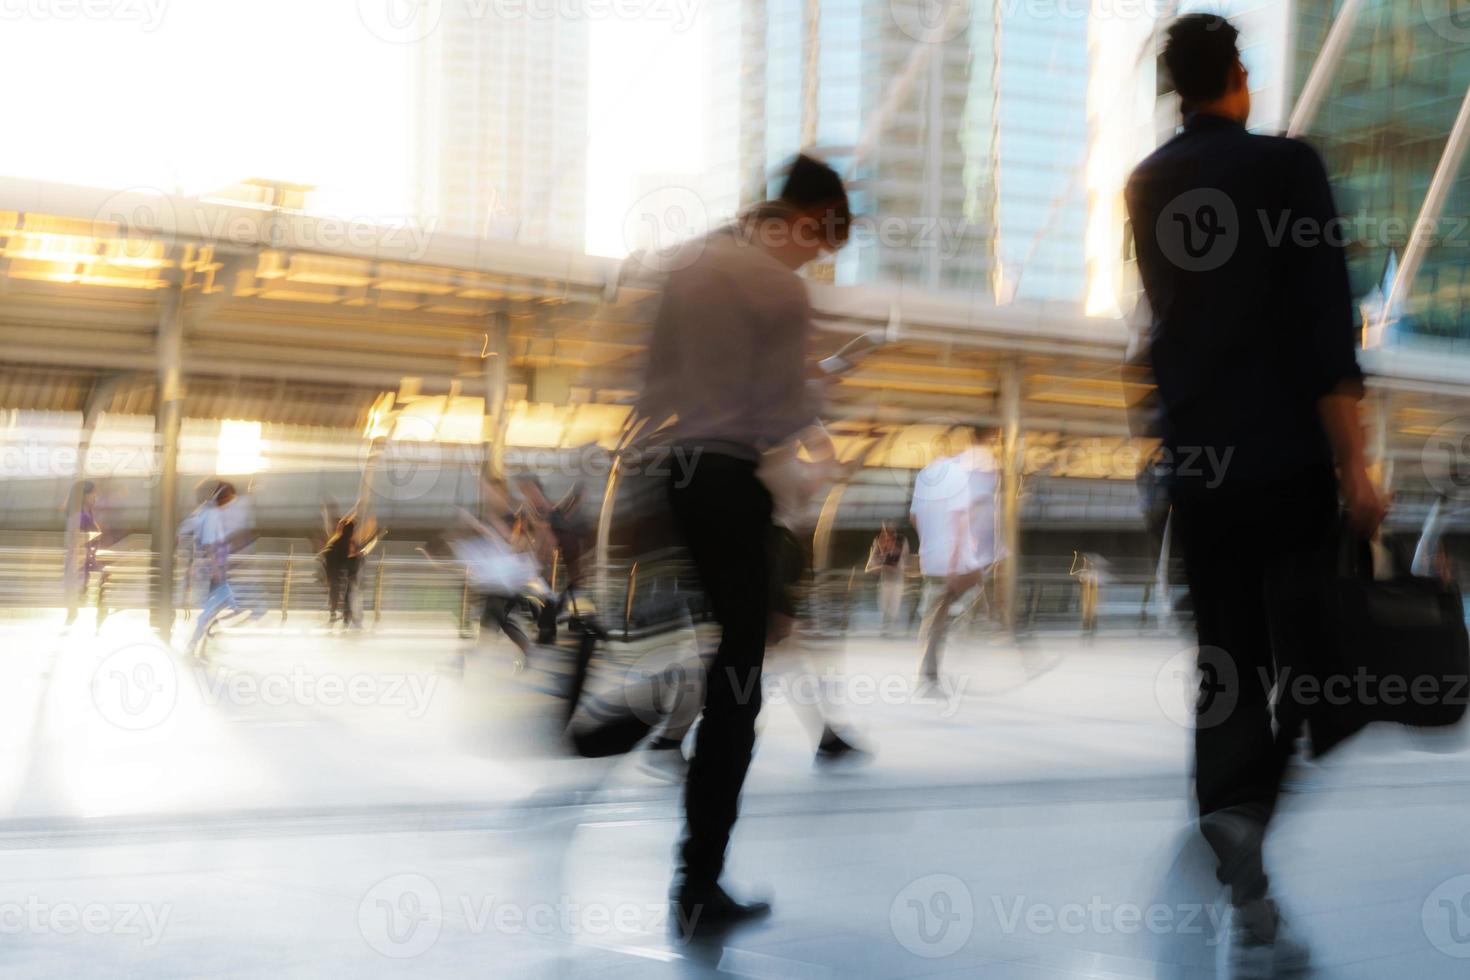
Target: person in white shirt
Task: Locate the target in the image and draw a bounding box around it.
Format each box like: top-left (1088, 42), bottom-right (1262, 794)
top-left (638, 154), bottom-right (851, 936)
top-left (909, 428), bottom-right (1005, 688)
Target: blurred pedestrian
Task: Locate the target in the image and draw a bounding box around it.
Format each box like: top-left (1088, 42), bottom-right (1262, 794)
top-left (1069, 550), bottom-right (1110, 639)
top-left (514, 476), bottom-right (592, 642)
top-left (637, 153), bottom-right (851, 935)
top-left (182, 480), bottom-right (266, 657)
top-left (1126, 15), bottom-right (1386, 976)
top-left (865, 521), bottom-right (910, 637)
top-left (909, 427), bottom-right (1004, 692)
top-left (440, 480), bottom-right (545, 674)
top-left (64, 480), bottom-right (111, 626)
top-left (761, 428), bottom-right (869, 765)
top-left (320, 513), bottom-right (362, 629)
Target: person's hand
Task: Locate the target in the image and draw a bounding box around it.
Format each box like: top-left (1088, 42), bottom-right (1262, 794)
top-left (1340, 462), bottom-right (1387, 537)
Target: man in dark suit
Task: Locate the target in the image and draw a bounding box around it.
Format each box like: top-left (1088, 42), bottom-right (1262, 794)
top-left (1126, 14), bottom-right (1385, 977)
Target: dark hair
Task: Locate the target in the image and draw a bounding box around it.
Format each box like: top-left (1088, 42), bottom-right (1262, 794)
top-left (777, 154), bottom-right (852, 248)
top-left (970, 424), bottom-right (1000, 442)
top-left (1163, 14), bottom-right (1241, 110)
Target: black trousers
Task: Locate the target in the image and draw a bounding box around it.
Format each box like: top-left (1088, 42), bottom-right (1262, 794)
top-left (325, 560), bottom-right (359, 626)
top-left (667, 453), bottom-right (772, 888)
top-left (1171, 465), bottom-right (1337, 823)
top-left (480, 594), bottom-right (531, 656)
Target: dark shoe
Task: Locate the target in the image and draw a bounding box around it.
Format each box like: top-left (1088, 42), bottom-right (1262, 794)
top-left (1200, 805), bottom-right (1269, 906)
top-left (1226, 898), bottom-right (1310, 978)
top-left (815, 734), bottom-right (872, 767)
top-left (671, 883), bottom-right (771, 941)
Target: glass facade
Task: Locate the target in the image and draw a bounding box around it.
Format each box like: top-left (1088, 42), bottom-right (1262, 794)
top-left (1293, 0), bottom-right (1470, 346)
top-left (764, 0), bottom-right (806, 178)
top-left (980, 4), bottom-right (1089, 303)
top-left (718, 0), bottom-right (1090, 302)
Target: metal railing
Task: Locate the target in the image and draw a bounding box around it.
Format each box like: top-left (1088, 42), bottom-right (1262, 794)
top-left (0, 541), bottom-right (1195, 636)
top-left (0, 544), bottom-right (470, 625)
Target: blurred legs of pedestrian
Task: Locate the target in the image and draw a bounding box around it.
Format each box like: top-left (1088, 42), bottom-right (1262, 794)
top-left (644, 628), bottom-right (868, 778)
top-left (1080, 574), bottom-right (1099, 638)
top-left (768, 523), bottom-right (868, 765)
top-left (476, 593), bottom-right (532, 672)
top-left (666, 453), bottom-right (773, 928)
top-left (326, 563), bottom-right (356, 628)
top-left (776, 635), bottom-right (869, 766)
top-left (877, 571), bottom-right (904, 637)
top-left (917, 571), bottom-right (981, 688)
top-left (188, 580), bottom-right (265, 656)
top-left (1171, 464), bottom-right (1335, 974)
top-left (640, 640), bottom-right (710, 782)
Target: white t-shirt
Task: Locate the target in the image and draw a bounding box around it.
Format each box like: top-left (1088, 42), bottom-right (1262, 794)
top-left (910, 447), bottom-right (1004, 577)
top-left (183, 497), bottom-right (253, 550)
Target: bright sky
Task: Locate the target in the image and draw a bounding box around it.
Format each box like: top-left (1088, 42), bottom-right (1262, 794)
top-left (0, 0), bottom-right (706, 255)
top-left (585, 14), bottom-right (709, 256)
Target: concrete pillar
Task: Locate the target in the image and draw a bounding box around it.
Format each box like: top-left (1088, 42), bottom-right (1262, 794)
top-left (997, 359), bottom-right (1023, 635)
top-left (800, 0), bottom-right (820, 147)
top-left (150, 284), bottom-right (185, 638)
top-left (482, 310), bottom-right (511, 483)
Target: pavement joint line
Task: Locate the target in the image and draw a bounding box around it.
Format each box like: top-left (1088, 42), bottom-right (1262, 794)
top-left (0, 776), bottom-right (1185, 849)
top-left (5, 766), bottom-right (1470, 850)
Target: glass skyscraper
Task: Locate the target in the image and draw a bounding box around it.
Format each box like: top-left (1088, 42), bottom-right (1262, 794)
top-left (1292, 0), bottom-right (1470, 346)
top-left (707, 0), bottom-right (1090, 303)
top-left (410, 7), bottom-right (589, 249)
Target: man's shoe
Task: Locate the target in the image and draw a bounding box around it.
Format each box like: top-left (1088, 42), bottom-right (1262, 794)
top-left (814, 734), bottom-right (873, 768)
top-left (671, 883), bottom-right (771, 941)
top-left (1225, 899), bottom-right (1309, 979)
top-left (1199, 805), bottom-right (1269, 906)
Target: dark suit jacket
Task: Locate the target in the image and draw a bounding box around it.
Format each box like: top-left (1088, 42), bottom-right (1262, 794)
top-left (1125, 112), bottom-right (1362, 489)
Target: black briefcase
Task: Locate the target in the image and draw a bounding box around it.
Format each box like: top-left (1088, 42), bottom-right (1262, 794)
top-left (1301, 529), bottom-right (1470, 753)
